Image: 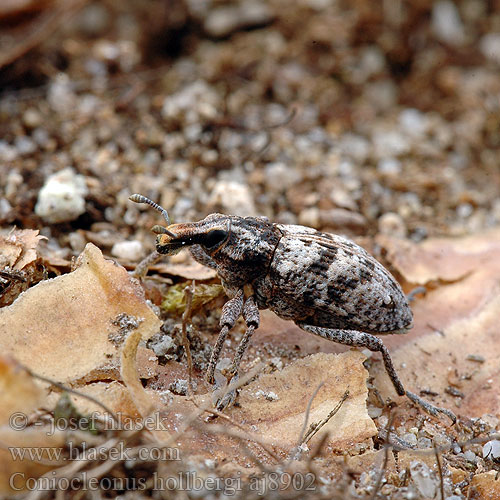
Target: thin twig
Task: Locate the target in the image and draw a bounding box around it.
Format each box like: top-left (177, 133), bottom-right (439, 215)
top-left (191, 421), bottom-right (277, 472)
top-left (434, 444), bottom-right (445, 500)
top-left (297, 382), bottom-right (325, 447)
top-left (370, 412), bottom-right (395, 500)
top-left (160, 363), bottom-right (265, 451)
top-left (181, 280), bottom-right (196, 400)
top-left (23, 366), bottom-right (119, 423)
top-left (197, 407), bottom-right (280, 462)
top-left (302, 390), bottom-right (349, 445)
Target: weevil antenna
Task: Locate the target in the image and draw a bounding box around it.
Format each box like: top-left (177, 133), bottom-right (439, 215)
top-left (129, 194), bottom-right (177, 237)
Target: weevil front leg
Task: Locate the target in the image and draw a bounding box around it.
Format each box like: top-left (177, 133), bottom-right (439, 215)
top-left (227, 296), bottom-right (260, 380)
top-left (132, 250), bottom-right (162, 278)
top-left (211, 295), bottom-right (260, 411)
top-left (297, 323), bottom-right (456, 423)
top-left (206, 289), bottom-right (245, 385)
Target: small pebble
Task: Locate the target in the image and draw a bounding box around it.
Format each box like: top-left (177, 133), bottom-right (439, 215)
top-left (432, 0), bottom-right (466, 46)
top-left (150, 335), bottom-right (177, 357)
top-left (204, 2), bottom-right (273, 38)
top-left (0, 198), bottom-right (12, 219)
top-left (480, 33), bottom-right (500, 64)
top-left (402, 433), bottom-right (418, 446)
top-left (367, 406), bottom-right (382, 418)
top-left (483, 440), bottom-right (500, 461)
top-left (22, 108), bottom-right (43, 128)
top-left (14, 136), bottom-right (37, 156)
top-left (35, 167), bottom-right (88, 224)
top-left (409, 461), bottom-right (437, 499)
top-left (378, 212), bottom-right (407, 238)
top-left (111, 240), bottom-right (144, 261)
top-left (208, 180), bottom-right (256, 216)
top-left (463, 450), bottom-right (477, 463)
top-left (169, 379), bottom-right (189, 396)
top-left (377, 158), bottom-right (402, 175)
top-left (68, 232), bottom-right (86, 253)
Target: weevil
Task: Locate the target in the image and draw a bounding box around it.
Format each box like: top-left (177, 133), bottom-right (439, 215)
top-left (130, 194), bottom-right (456, 423)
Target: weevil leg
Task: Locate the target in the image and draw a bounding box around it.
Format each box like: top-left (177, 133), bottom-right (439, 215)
top-left (227, 296), bottom-right (260, 378)
top-left (132, 250), bottom-right (162, 278)
top-left (213, 296), bottom-right (260, 411)
top-left (206, 289), bottom-right (244, 385)
top-left (189, 245), bottom-right (218, 270)
top-left (297, 324), bottom-right (456, 424)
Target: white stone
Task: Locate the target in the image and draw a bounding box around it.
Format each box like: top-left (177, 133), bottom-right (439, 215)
top-left (410, 461), bottom-right (437, 498)
top-left (111, 240), bottom-right (144, 261)
top-left (399, 108), bottom-right (428, 137)
top-left (377, 157), bottom-right (402, 175)
top-left (48, 74), bottom-right (77, 116)
top-left (432, 0), bottom-right (465, 46)
top-left (339, 133), bottom-right (370, 163)
top-left (162, 80), bottom-right (220, 125)
top-left (204, 2), bottom-right (273, 38)
top-left (483, 440), bottom-right (500, 460)
top-left (264, 162), bottom-right (301, 191)
top-left (35, 167), bottom-right (88, 223)
top-left (151, 335), bottom-right (176, 357)
top-left (208, 180), bottom-right (256, 216)
top-left (480, 33), bottom-right (500, 64)
top-left (372, 128), bottom-right (410, 158)
top-left (378, 212), bottom-right (407, 238)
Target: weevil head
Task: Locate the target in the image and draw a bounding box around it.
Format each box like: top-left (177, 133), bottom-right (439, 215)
top-left (156, 214), bottom-right (282, 287)
top-left (154, 214), bottom-right (231, 255)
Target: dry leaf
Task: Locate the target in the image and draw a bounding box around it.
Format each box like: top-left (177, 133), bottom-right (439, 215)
top-left (0, 228), bottom-right (46, 270)
top-left (470, 471), bottom-right (500, 500)
top-left (121, 329), bottom-right (158, 421)
top-left (0, 427), bottom-right (67, 494)
top-left (372, 230), bottom-right (500, 418)
top-left (0, 243), bottom-right (161, 383)
top-left (157, 352), bottom-right (376, 459)
top-left (0, 356), bottom-right (44, 426)
top-left (153, 259), bottom-right (217, 281)
top-left (377, 227), bottom-right (500, 285)
top-left (0, 229), bottom-right (48, 306)
top-left (230, 351), bottom-right (376, 452)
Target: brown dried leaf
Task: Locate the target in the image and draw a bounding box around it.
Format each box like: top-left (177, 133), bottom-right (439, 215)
top-left (373, 230), bottom-right (500, 418)
top-left (0, 243), bottom-right (161, 383)
top-left (139, 352), bottom-right (375, 466)
top-left (0, 356), bottom-right (44, 426)
top-left (121, 329), bottom-right (157, 421)
top-left (0, 428), bottom-right (67, 494)
top-left (470, 471), bottom-right (500, 500)
top-left (0, 228), bottom-right (46, 270)
top-left (377, 227), bottom-right (500, 285)
top-left (153, 261), bottom-right (217, 280)
top-left (53, 380), bottom-right (142, 421)
top-left (0, 355), bottom-right (60, 494)
top-left (229, 351), bottom-right (376, 453)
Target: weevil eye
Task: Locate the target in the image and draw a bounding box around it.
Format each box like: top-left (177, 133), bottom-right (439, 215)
top-left (202, 228), bottom-right (228, 249)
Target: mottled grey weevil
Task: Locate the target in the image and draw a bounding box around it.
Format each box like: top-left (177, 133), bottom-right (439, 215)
top-left (130, 194), bottom-right (456, 423)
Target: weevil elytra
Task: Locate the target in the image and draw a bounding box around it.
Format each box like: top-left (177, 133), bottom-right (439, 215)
top-left (130, 194), bottom-right (456, 423)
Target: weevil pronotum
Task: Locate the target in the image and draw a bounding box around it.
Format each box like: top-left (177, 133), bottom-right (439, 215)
top-left (130, 194), bottom-right (456, 423)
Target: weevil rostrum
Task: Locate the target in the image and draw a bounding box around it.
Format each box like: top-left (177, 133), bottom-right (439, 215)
top-left (130, 194), bottom-right (456, 423)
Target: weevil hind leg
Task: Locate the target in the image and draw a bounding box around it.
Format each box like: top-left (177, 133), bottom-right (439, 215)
top-left (297, 323), bottom-right (456, 424)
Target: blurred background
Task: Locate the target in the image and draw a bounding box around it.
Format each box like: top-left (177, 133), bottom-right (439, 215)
top-left (1, 0), bottom-right (500, 261)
